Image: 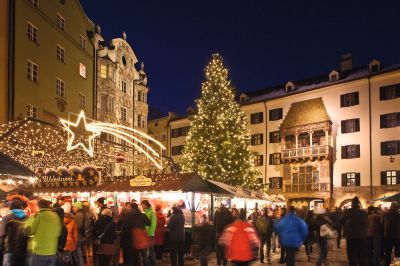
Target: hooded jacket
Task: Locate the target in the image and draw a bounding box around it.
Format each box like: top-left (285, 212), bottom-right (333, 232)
top-left (64, 213), bottom-right (78, 251)
top-left (274, 212), bottom-right (308, 248)
top-left (144, 207), bottom-right (157, 237)
top-left (0, 209), bottom-right (28, 254)
top-left (24, 208), bottom-right (61, 256)
top-left (154, 211), bottom-right (166, 245)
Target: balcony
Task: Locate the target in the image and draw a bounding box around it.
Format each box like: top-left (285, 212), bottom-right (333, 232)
top-left (282, 145), bottom-right (330, 161)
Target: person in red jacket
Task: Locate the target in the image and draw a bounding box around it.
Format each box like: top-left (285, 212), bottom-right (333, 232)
top-left (219, 209), bottom-right (260, 266)
top-left (154, 205), bottom-right (166, 261)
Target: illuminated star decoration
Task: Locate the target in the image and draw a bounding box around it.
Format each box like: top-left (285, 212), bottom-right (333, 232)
top-left (60, 110), bottom-right (100, 157)
top-left (60, 111), bottom-right (166, 169)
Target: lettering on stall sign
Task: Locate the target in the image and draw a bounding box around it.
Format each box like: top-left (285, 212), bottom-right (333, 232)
top-left (35, 166), bottom-right (100, 188)
top-left (130, 175), bottom-right (153, 187)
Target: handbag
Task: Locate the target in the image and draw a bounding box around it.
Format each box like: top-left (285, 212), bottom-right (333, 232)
top-left (131, 227), bottom-right (150, 250)
top-left (57, 250), bottom-right (74, 265)
top-left (93, 221), bottom-right (113, 246)
top-left (320, 223), bottom-right (337, 239)
top-left (97, 243), bottom-right (116, 255)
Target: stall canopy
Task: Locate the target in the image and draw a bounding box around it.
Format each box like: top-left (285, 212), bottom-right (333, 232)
top-left (381, 193), bottom-right (400, 204)
top-left (0, 151), bottom-right (36, 178)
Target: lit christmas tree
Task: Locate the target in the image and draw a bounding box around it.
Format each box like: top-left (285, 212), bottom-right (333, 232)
top-left (182, 54), bottom-right (260, 189)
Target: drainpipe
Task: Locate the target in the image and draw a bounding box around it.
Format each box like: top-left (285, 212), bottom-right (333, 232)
top-left (263, 101), bottom-right (268, 187)
top-left (368, 76), bottom-right (373, 200)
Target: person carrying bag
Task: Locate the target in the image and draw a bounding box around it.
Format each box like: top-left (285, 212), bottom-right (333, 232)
top-left (94, 209), bottom-right (117, 266)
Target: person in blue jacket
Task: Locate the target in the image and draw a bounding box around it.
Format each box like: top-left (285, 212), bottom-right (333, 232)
top-left (274, 206), bottom-right (308, 266)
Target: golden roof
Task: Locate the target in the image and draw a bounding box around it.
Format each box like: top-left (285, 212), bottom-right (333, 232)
top-left (280, 97), bottom-right (331, 129)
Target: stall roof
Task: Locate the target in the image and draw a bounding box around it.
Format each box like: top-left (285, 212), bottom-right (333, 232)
top-left (99, 173), bottom-right (215, 193)
top-left (0, 151), bottom-right (36, 178)
top-left (382, 193), bottom-right (400, 203)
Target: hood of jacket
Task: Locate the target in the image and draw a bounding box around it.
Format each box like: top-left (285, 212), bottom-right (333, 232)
top-left (10, 209), bottom-right (27, 219)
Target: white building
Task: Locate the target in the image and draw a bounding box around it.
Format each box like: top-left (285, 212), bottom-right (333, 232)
top-left (157, 56), bottom-right (400, 207)
top-left (95, 29), bottom-right (149, 176)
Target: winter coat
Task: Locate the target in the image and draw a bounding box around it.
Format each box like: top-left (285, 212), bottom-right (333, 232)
top-left (214, 207), bottom-right (233, 234)
top-left (74, 209), bottom-right (91, 241)
top-left (94, 215), bottom-right (117, 245)
top-left (64, 213), bottom-right (78, 251)
top-left (167, 209), bottom-right (185, 242)
top-left (0, 210), bottom-right (28, 254)
top-left (255, 215), bottom-right (273, 237)
top-left (274, 212), bottom-right (308, 248)
top-left (144, 207), bottom-right (157, 237)
top-left (24, 208), bottom-right (62, 256)
top-left (154, 211), bottom-right (166, 245)
top-left (342, 207), bottom-right (368, 240)
top-left (192, 222), bottom-right (214, 248)
top-left (367, 213), bottom-right (383, 238)
top-left (219, 220), bottom-right (260, 262)
top-left (121, 209), bottom-right (150, 248)
top-left (383, 208), bottom-right (400, 239)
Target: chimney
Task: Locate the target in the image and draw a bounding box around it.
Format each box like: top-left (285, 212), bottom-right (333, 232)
top-left (340, 53), bottom-right (352, 72)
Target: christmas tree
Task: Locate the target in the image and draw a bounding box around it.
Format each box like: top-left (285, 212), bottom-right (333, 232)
top-left (182, 54), bottom-right (259, 189)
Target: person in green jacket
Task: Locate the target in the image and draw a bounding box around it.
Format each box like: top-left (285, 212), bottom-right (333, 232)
top-left (141, 200), bottom-right (157, 266)
top-left (24, 199), bottom-right (61, 266)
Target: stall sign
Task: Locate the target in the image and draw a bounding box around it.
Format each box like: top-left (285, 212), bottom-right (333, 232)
top-left (37, 165), bottom-right (100, 188)
top-left (130, 175), bottom-right (153, 187)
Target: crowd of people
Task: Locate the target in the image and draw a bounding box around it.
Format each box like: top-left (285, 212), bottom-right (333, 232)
top-left (0, 194), bottom-right (398, 266)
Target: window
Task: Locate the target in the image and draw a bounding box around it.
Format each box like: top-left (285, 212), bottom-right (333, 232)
top-left (79, 63), bottom-right (86, 78)
top-left (121, 80), bottom-right (127, 93)
top-left (138, 91), bottom-right (142, 101)
top-left (120, 107), bottom-right (127, 121)
top-left (154, 122), bottom-right (159, 126)
top-left (57, 45), bottom-right (65, 63)
top-left (341, 118), bottom-right (360, 133)
top-left (137, 114), bottom-right (142, 127)
top-left (108, 66), bottom-right (113, 80)
top-left (250, 112), bottom-right (263, 124)
top-left (341, 145), bottom-right (360, 159)
top-left (292, 166), bottom-right (318, 192)
top-left (172, 145), bottom-right (184, 156)
top-left (342, 172), bottom-right (360, 187)
top-left (30, 0), bottom-right (39, 8)
top-left (27, 104), bottom-right (38, 119)
top-left (381, 141), bottom-right (400, 156)
top-left (100, 64), bottom-right (107, 79)
top-left (79, 93), bottom-right (86, 109)
top-left (101, 96), bottom-right (115, 112)
top-left (269, 131), bottom-right (281, 143)
top-left (251, 134), bottom-right (263, 145)
top-left (269, 177), bottom-right (282, 189)
top-left (56, 78), bottom-right (65, 97)
top-left (381, 113), bottom-right (400, 128)
top-left (171, 127), bottom-right (190, 138)
top-left (381, 171), bottom-right (399, 186)
top-left (161, 134), bottom-right (167, 142)
top-left (340, 92), bottom-right (359, 107)
top-left (142, 117), bottom-right (146, 128)
top-left (27, 22), bottom-right (39, 43)
top-left (57, 13), bottom-right (65, 31)
top-left (79, 34), bottom-right (86, 49)
top-left (269, 153), bottom-right (281, 165)
top-left (380, 83), bottom-right (400, 101)
top-left (27, 60), bottom-right (39, 82)
top-left (269, 108), bottom-right (283, 121)
top-left (254, 155), bottom-right (263, 166)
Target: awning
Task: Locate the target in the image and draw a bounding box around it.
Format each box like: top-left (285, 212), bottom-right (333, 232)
top-left (381, 193), bottom-right (400, 203)
top-left (0, 151), bottom-right (36, 178)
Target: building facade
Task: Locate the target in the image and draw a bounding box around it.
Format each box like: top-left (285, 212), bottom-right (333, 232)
top-left (2, 0), bottom-right (95, 124)
top-left (163, 57), bottom-right (400, 207)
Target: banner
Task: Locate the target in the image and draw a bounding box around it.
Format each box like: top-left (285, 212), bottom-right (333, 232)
top-left (36, 165), bottom-right (100, 188)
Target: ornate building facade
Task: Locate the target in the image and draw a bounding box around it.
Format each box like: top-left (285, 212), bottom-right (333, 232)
top-left (95, 29), bottom-right (149, 176)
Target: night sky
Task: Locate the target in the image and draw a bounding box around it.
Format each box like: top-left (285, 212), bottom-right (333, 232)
top-left (81, 0), bottom-right (400, 115)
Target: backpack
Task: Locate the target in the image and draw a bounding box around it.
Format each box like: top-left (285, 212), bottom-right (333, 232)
top-left (256, 216), bottom-right (270, 235)
top-left (5, 218), bottom-right (28, 253)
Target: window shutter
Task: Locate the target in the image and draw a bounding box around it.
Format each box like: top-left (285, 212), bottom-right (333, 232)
top-left (397, 141), bottom-right (400, 154)
top-left (355, 92), bottom-right (359, 105)
top-left (396, 86), bottom-right (400, 97)
top-left (269, 181), bottom-right (272, 189)
top-left (355, 145), bottom-right (360, 158)
top-left (269, 132), bottom-right (273, 143)
top-left (279, 108), bottom-right (283, 119)
top-left (380, 115), bottom-right (386, 128)
top-left (341, 120), bottom-right (346, 133)
top-left (381, 142), bottom-right (386, 156)
top-left (269, 154), bottom-right (272, 165)
top-left (397, 113), bottom-right (400, 127)
top-left (260, 134), bottom-right (264, 145)
top-left (278, 177), bottom-right (283, 189)
top-left (341, 173), bottom-right (347, 187)
top-left (355, 173), bottom-right (361, 186)
top-left (260, 113), bottom-right (264, 123)
top-left (340, 95), bottom-right (344, 107)
top-left (397, 171), bottom-right (400, 185)
top-left (355, 119), bottom-right (360, 131)
top-left (341, 146), bottom-right (346, 159)
top-left (381, 171), bottom-right (386, 185)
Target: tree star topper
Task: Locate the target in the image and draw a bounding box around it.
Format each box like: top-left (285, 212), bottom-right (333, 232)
top-left (60, 110), bottom-right (100, 157)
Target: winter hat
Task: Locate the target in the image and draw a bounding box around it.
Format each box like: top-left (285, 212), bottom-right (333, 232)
top-left (96, 197), bottom-right (106, 205)
top-left (101, 208), bottom-right (112, 218)
top-left (73, 202), bottom-right (83, 210)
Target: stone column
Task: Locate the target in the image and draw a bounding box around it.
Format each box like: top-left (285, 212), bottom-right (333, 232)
top-left (309, 131), bottom-right (313, 146)
top-left (295, 134), bottom-right (299, 149)
top-left (325, 130), bottom-right (329, 146)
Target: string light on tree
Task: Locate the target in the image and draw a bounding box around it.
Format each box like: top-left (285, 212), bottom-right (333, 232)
top-left (181, 54), bottom-right (260, 189)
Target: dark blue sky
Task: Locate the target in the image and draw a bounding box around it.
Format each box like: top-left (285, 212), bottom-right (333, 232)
top-left (81, 0), bottom-right (400, 115)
